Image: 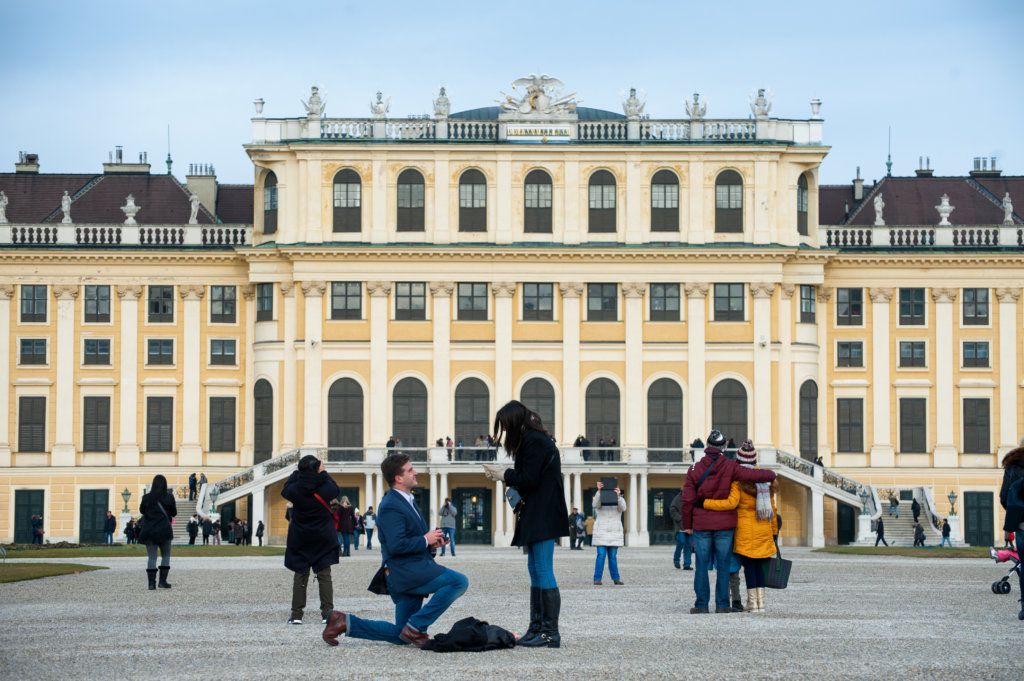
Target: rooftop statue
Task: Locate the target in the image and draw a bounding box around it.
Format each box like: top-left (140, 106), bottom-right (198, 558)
top-left (498, 74), bottom-right (578, 116)
top-left (1003, 192), bottom-right (1015, 225)
top-left (433, 87), bottom-right (451, 118)
top-left (622, 87), bottom-right (645, 120)
top-left (301, 86), bottom-right (325, 118)
top-left (873, 194), bottom-right (885, 226)
top-left (0, 190), bottom-right (7, 224)
top-left (935, 193), bottom-right (954, 226)
top-left (121, 194), bottom-right (140, 225)
top-left (750, 88), bottom-right (772, 118)
top-left (189, 192), bottom-right (200, 225)
top-left (685, 92), bottom-right (706, 120)
top-left (370, 91), bottom-right (390, 118)
top-left (61, 190), bottom-right (72, 224)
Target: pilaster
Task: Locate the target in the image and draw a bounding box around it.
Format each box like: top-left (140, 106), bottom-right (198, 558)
top-left (178, 284), bottom-right (205, 466)
top-left (251, 487), bottom-right (266, 548)
top-left (627, 471), bottom-right (640, 545)
top-left (777, 284), bottom-right (795, 453)
top-left (869, 288), bottom-right (894, 466)
top-left (560, 283), bottom-right (583, 441)
top-left (572, 471), bottom-right (582, 513)
top-left (685, 283), bottom-right (709, 441)
top-left (751, 282), bottom-right (775, 447)
top-left (430, 282), bottom-right (454, 440)
top-left (368, 282), bottom-right (391, 446)
top-left (997, 288), bottom-right (1021, 455)
top-left (51, 284), bottom-right (79, 466)
top-left (281, 282), bottom-right (297, 451)
top-left (301, 281), bottom-right (326, 448)
top-left (115, 285), bottom-right (143, 466)
top-left (0, 285), bottom-right (13, 465)
top-left (492, 282), bottom-right (516, 409)
top-left (810, 488), bottom-right (825, 547)
top-left (364, 472), bottom-right (375, 511)
top-left (636, 470), bottom-right (650, 546)
top-left (241, 284), bottom-right (256, 463)
top-left (623, 282), bottom-right (646, 447)
top-left (815, 288), bottom-right (832, 464)
top-left (932, 288), bottom-right (958, 466)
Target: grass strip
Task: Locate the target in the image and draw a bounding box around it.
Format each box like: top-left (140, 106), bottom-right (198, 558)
top-left (812, 546), bottom-right (991, 558)
top-left (3, 545), bottom-right (284, 558)
top-left (0, 563), bottom-right (107, 583)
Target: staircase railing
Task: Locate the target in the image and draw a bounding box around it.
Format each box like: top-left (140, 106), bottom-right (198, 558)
top-left (918, 487), bottom-right (945, 534)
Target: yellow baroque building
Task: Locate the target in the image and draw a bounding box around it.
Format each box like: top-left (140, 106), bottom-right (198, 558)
top-left (1, 81), bottom-right (1021, 548)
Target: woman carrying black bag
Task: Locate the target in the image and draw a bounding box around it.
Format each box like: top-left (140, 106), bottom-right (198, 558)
top-left (483, 400), bottom-right (568, 648)
top-left (138, 474), bottom-right (177, 590)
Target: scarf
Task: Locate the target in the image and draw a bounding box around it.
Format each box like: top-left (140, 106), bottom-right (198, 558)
top-left (740, 464), bottom-right (773, 520)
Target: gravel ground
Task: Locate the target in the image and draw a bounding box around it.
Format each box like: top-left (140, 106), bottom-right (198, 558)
top-left (0, 546), bottom-right (1019, 680)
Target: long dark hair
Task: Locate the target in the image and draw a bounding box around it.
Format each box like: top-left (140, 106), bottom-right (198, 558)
top-left (149, 474), bottom-right (168, 497)
top-left (493, 400), bottom-right (547, 459)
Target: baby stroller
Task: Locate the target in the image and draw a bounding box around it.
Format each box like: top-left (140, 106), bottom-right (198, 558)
top-left (990, 532), bottom-right (1021, 595)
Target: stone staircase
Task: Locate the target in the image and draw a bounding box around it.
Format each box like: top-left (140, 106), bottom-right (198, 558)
top-left (874, 509), bottom-right (942, 546)
top-left (171, 497), bottom-right (198, 545)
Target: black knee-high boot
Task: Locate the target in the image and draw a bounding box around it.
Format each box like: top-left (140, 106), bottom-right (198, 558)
top-left (146, 568), bottom-right (157, 591)
top-left (520, 588), bottom-right (560, 648)
top-left (518, 587), bottom-right (543, 645)
top-left (158, 565), bottom-right (172, 589)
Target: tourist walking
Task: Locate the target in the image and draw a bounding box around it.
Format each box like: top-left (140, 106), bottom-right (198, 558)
top-left (591, 481), bottom-right (627, 585)
top-left (940, 518), bottom-right (952, 548)
top-left (568, 507), bottom-right (581, 550)
top-left (353, 509), bottom-right (363, 551)
top-left (282, 453), bottom-right (340, 625)
top-left (888, 496), bottom-right (900, 518)
top-left (255, 520), bottom-right (265, 547)
top-left (138, 474), bottom-right (177, 590)
top-left (913, 521), bottom-right (926, 547)
top-left (483, 400), bottom-right (569, 648)
top-left (584, 514), bottom-right (595, 546)
top-left (911, 498), bottom-right (921, 523)
top-left (363, 506), bottom-right (376, 549)
top-left (31, 514), bottom-right (44, 544)
top-left (439, 498), bottom-right (458, 557)
top-left (670, 491), bottom-right (692, 570)
top-left (212, 519), bottom-right (221, 544)
top-left (337, 497), bottom-right (355, 557)
top-left (188, 472), bottom-right (197, 501)
top-left (998, 445), bottom-right (1024, 620)
top-left (875, 517), bottom-right (889, 546)
top-left (124, 518), bottom-right (136, 544)
top-left (201, 516), bottom-right (212, 545)
top-left (187, 514), bottom-right (199, 545)
top-left (103, 510), bottom-right (117, 544)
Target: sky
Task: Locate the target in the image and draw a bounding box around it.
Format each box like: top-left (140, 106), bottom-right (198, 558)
top-left (1, 0), bottom-right (1022, 186)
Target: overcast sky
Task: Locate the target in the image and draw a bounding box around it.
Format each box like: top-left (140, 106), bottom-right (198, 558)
top-left (2, 0), bottom-right (1021, 185)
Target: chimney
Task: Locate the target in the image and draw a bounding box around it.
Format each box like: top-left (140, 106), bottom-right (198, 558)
top-left (969, 155), bottom-right (1002, 178)
top-left (15, 151), bottom-right (40, 173)
top-left (186, 163), bottom-right (217, 216)
top-left (853, 166), bottom-right (864, 200)
top-left (103, 146), bottom-right (151, 174)
top-left (914, 155), bottom-right (933, 177)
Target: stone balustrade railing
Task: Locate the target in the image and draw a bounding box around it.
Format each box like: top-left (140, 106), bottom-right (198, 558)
top-left (825, 224), bottom-right (1023, 249)
top-left (0, 223), bottom-right (252, 248)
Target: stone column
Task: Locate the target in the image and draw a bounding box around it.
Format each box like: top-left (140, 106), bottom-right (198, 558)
top-left (572, 472), bottom-right (583, 513)
top-left (301, 281), bottom-right (326, 448)
top-left (869, 288), bottom-right (895, 467)
top-left (0, 285), bottom-right (13, 466)
top-left (429, 471), bottom-right (439, 528)
top-left (281, 282), bottom-right (297, 451)
top-left (364, 472), bottom-right (375, 510)
top-left (178, 284), bottom-right (205, 467)
top-left (816, 289), bottom-right (832, 464)
top-left (560, 283), bottom-right (583, 442)
top-left (810, 488), bottom-right (825, 547)
top-left (240, 285), bottom-right (256, 464)
top-left (751, 282), bottom-right (775, 448)
top-left (685, 283), bottom-right (709, 441)
top-left (637, 470), bottom-right (650, 547)
top-left (627, 471), bottom-right (639, 545)
top-left (368, 282), bottom-right (392, 446)
top-left (251, 487), bottom-right (266, 548)
top-left (439, 471), bottom-right (448, 508)
top-left (997, 288), bottom-right (1021, 456)
top-left (51, 285), bottom-right (79, 466)
top-left (777, 285), bottom-right (796, 453)
top-left (492, 283), bottom-right (516, 408)
top-left (623, 283), bottom-right (646, 447)
top-left (494, 479), bottom-right (506, 544)
top-left (561, 472), bottom-right (572, 547)
top-left (115, 285), bottom-right (142, 466)
top-left (430, 282), bottom-right (454, 441)
top-left (433, 157), bottom-right (450, 244)
top-left (932, 288), bottom-right (958, 466)
top-left (374, 471), bottom-right (384, 508)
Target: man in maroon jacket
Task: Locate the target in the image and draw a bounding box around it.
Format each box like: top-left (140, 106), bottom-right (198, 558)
top-left (681, 430), bottom-right (776, 613)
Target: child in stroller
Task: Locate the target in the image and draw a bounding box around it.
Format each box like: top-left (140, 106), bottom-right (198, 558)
top-left (990, 532), bottom-right (1021, 595)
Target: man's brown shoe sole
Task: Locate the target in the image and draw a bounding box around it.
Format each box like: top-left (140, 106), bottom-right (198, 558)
top-left (322, 610), bottom-right (347, 646)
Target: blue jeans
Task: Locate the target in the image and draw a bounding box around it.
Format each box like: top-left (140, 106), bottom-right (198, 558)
top-left (1016, 532), bottom-right (1024, 596)
top-left (594, 546), bottom-right (620, 581)
top-left (365, 529), bottom-right (374, 549)
top-left (440, 527), bottom-right (456, 556)
top-left (347, 568), bottom-right (469, 643)
top-left (674, 531), bottom-right (692, 567)
top-left (692, 529), bottom-right (735, 610)
top-left (338, 532), bottom-right (352, 554)
top-left (526, 539), bottom-right (557, 589)
top-left (105, 532), bottom-right (113, 544)
top-left (939, 536), bottom-right (951, 547)
top-left (354, 530), bottom-right (361, 550)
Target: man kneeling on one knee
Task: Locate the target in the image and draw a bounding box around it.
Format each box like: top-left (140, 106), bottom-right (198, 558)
top-left (323, 453), bottom-right (469, 647)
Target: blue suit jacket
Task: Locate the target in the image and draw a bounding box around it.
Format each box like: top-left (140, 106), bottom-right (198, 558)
top-left (377, 489), bottom-right (445, 594)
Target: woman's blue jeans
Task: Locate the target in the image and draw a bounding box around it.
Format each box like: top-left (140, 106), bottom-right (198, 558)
top-left (594, 546), bottom-right (620, 581)
top-left (526, 539), bottom-right (557, 589)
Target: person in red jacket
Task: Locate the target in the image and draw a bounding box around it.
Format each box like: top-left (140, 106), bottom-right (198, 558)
top-left (681, 430), bottom-right (776, 614)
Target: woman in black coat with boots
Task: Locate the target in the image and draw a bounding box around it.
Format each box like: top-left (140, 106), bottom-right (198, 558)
top-left (138, 474), bottom-right (177, 590)
top-left (282, 453), bottom-right (340, 625)
top-left (484, 400), bottom-right (568, 648)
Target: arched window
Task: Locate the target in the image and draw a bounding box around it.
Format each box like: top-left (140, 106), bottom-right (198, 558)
top-left (332, 169), bottom-right (361, 233)
top-left (715, 170), bottom-right (743, 233)
top-left (651, 169), bottom-right (679, 232)
top-left (262, 172), bottom-right (278, 235)
top-left (524, 169), bottom-right (552, 233)
top-left (588, 170), bottom-right (616, 233)
top-left (647, 378), bottom-right (683, 450)
top-left (458, 169), bottom-right (486, 232)
top-left (797, 173), bottom-right (809, 236)
top-left (396, 169), bottom-right (425, 232)
top-left (520, 377), bottom-right (555, 438)
top-left (585, 378), bottom-right (620, 459)
top-left (392, 377), bottom-right (427, 447)
top-left (799, 380), bottom-right (818, 460)
top-left (454, 378), bottom-right (490, 449)
top-left (253, 379), bottom-right (273, 464)
top-left (711, 379), bottom-right (747, 443)
top-left (328, 378), bottom-right (364, 450)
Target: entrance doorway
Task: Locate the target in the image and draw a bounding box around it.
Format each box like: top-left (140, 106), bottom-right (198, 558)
top-left (79, 489), bottom-right (109, 544)
top-left (837, 503), bottom-right (856, 545)
top-left (647, 488), bottom-right (678, 545)
top-left (14, 490), bottom-right (44, 543)
top-left (451, 488), bottom-right (492, 544)
top-left (963, 491), bottom-right (993, 546)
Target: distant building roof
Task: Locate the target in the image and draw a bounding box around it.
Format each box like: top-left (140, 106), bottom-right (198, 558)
top-left (450, 106), bottom-right (625, 121)
top-left (216, 185), bottom-right (254, 223)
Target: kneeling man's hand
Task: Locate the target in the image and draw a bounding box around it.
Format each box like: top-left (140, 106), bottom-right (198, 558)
top-left (425, 528), bottom-right (445, 548)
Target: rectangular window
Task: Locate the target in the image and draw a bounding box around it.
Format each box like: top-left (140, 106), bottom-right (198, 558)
top-left (210, 339), bottom-right (237, 366)
top-left (19, 338), bottom-right (47, 365)
top-left (836, 288), bottom-right (863, 326)
top-left (457, 283), bottom-right (488, 321)
top-left (18, 396), bottom-right (46, 452)
top-left (898, 288), bottom-right (926, 325)
top-left (147, 286), bottom-right (174, 323)
top-left (715, 184), bottom-right (742, 209)
top-left (588, 184), bottom-right (616, 209)
top-left (836, 341), bottom-right (863, 368)
top-left (395, 282), bottom-right (426, 321)
top-left (963, 398), bottom-right (990, 454)
top-left (651, 183), bottom-right (679, 209)
top-left (713, 283), bottom-right (745, 322)
top-left (209, 397), bottom-right (236, 452)
top-left (330, 282), bottom-right (362, 320)
top-left (963, 341), bottom-right (990, 368)
top-left (147, 339), bottom-right (174, 366)
top-left (458, 183), bottom-right (486, 208)
top-left (210, 286), bottom-right (237, 323)
top-left (522, 283), bottom-right (553, 321)
top-left (899, 398), bottom-right (927, 453)
top-left (397, 183), bottom-right (424, 208)
top-left (84, 285), bottom-right (111, 323)
top-left (649, 283), bottom-right (680, 321)
top-left (83, 338), bottom-right (111, 365)
top-left (83, 396), bottom-right (110, 452)
top-left (524, 183), bottom-right (552, 209)
top-left (263, 186), bottom-right (277, 210)
top-left (836, 398), bottom-right (864, 453)
top-left (800, 285), bottom-right (816, 323)
top-left (962, 288), bottom-right (989, 325)
top-left (333, 182), bottom-right (360, 208)
top-left (20, 284), bottom-right (47, 322)
top-left (899, 341), bottom-right (926, 368)
top-left (587, 283), bottom-right (618, 321)
top-left (146, 396), bottom-right (173, 452)
top-left (256, 283), bottom-right (274, 322)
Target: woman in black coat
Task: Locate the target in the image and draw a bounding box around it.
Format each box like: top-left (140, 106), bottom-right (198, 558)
top-left (281, 454), bottom-right (340, 624)
top-left (484, 400), bottom-right (568, 648)
top-left (999, 446), bottom-right (1024, 620)
top-left (138, 474), bottom-right (177, 590)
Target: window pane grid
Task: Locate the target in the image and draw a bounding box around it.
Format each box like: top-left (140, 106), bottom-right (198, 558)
top-left (147, 339), bottom-right (174, 365)
top-left (587, 284), bottom-right (618, 321)
top-left (963, 341), bottom-right (989, 367)
top-left (330, 282), bottom-right (362, 320)
top-left (800, 285), bottom-right (816, 323)
top-left (84, 339), bottom-right (111, 365)
top-left (649, 283), bottom-right (680, 321)
top-left (256, 283), bottom-right (273, 321)
top-left (20, 338), bottom-right (47, 365)
top-left (963, 288), bottom-right (989, 325)
top-left (457, 283), bottom-right (488, 321)
top-left (395, 283), bottom-right (426, 320)
top-left (148, 286), bottom-right (174, 323)
top-left (898, 288), bottom-right (926, 325)
top-left (20, 285), bottom-right (47, 321)
top-left (836, 288), bottom-right (863, 325)
top-left (714, 283), bottom-right (745, 321)
top-left (899, 341), bottom-right (926, 368)
top-left (210, 286), bottom-right (236, 323)
top-left (333, 183), bottom-right (361, 208)
top-left (84, 285), bottom-right (111, 323)
top-left (522, 283), bottom-right (553, 321)
top-left (837, 341), bottom-right (863, 367)
top-left (210, 339), bottom-right (236, 365)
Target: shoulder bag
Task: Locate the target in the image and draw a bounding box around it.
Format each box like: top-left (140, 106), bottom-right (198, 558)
top-left (762, 537), bottom-right (792, 589)
top-left (505, 449), bottom-right (555, 513)
top-left (313, 493), bottom-right (340, 530)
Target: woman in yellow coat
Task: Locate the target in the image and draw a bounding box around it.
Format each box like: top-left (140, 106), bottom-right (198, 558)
top-left (701, 441), bottom-right (778, 613)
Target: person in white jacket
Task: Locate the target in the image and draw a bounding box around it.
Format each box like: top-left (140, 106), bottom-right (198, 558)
top-left (592, 481), bottom-right (627, 585)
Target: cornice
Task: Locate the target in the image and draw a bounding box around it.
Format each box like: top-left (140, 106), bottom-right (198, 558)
top-left (829, 252), bottom-right (1024, 267)
top-left (0, 250), bottom-right (245, 265)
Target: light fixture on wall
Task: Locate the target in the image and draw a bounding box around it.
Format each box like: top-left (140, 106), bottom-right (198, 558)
top-left (947, 490), bottom-right (958, 516)
top-left (121, 488), bottom-right (132, 514)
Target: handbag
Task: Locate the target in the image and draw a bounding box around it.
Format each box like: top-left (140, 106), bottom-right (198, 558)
top-left (505, 450), bottom-right (554, 513)
top-left (367, 563), bottom-right (389, 595)
top-left (314, 493), bottom-right (340, 531)
top-left (762, 537), bottom-right (792, 589)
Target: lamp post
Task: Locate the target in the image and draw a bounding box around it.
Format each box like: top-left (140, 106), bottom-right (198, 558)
top-left (121, 488), bottom-right (132, 514)
top-left (858, 486), bottom-right (871, 516)
top-left (947, 490), bottom-right (958, 516)
top-left (209, 486), bottom-right (220, 511)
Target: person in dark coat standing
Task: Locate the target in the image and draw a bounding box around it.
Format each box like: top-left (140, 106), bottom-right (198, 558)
top-left (911, 498), bottom-right (921, 523)
top-left (201, 516), bottom-right (212, 545)
top-left (912, 521), bottom-right (926, 547)
top-left (186, 515), bottom-right (199, 545)
top-left (483, 400), bottom-right (568, 648)
top-left (999, 445), bottom-right (1024, 620)
top-left (103, 511), bottom-right (117, 544)
top-left (940, 518), bottom-right (952, 548)
top-left (255, 520), bottom-right (265, 547)
top-left (124, 519), bottom-right (136, 544)
top-left (337, 497), bottom-right (355, 557)
top-left (282, 454), bottom-right (340, 625)
top-left (30, 514), bottom-right (44, 544)
top-left (188, 472), bottom-right (197, 501)
top-left (138, 474), bottom-right (177, 590)
top-left (670, 491), bottom-right (692, 570)
top-left (874, 517), bottom-right (888, 546)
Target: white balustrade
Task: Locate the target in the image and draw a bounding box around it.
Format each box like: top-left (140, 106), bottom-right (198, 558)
top-left (0, 223), bottom-right (252, 247)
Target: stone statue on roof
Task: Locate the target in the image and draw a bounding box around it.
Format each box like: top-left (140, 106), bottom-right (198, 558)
top-left (301, 86), bottom-right (325, 118)
top-left (189, 192), bottom-right (200, 225)
top-left (433, 87), bottom-right (450, 118)
top-left (1003, 192), bottom-right (1015, 225)
top-left (873, 193), bottom-right (885, 226)
top-left (370, 92), bottom-right (390, 118)
top-left (622, 87), bottom-right (645, 120)
top-left (685, 92), bottom-right (706, 120)
top-left (61, 190), bottom-right (72, 224)
top-left (750, 88), bottom-right (772, 118)
top-left (121, 194), bottom-right (140, 225)
top-left (0, 191), bottom-right (7, 224)
top-left (498, 74), bottom-right (578, 116)
top-left (935, 193), bottom-right (954, 226)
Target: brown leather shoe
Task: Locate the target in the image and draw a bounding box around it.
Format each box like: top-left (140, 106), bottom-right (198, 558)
top-left (322, 610), bottom-right (347, 646)
top-left (399, 624), bottom-right (430, 647)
